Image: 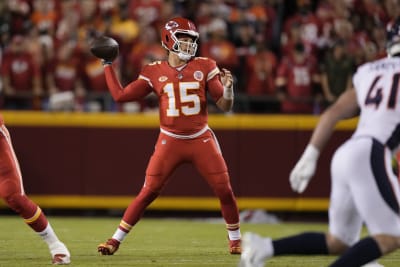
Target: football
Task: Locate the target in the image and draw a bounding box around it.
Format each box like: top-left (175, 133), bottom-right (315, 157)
top-left (90, 36), bottom-right (119, 62)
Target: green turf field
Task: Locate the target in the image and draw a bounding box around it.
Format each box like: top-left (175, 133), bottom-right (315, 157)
top-left (0, 215), bottom-right (399, 266)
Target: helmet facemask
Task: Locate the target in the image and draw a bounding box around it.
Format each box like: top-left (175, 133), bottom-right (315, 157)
top-left (170, 31), bottom-right (198, 61)
top-left (387, 40), bottom-right (400, 57)
top-left (386, 18), bottom-right (400, 57)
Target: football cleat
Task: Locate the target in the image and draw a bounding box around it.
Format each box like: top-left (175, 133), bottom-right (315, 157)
top-left (229, 239), bottom-right (242, 254)
top-left (362, 261), bottom-right (384, 267)
top-left (98, 238), bottom-right (120, 255)
top-left (49, 241), bottom-right (70, 265)
top-left (239, 232), bottom-right (272, 267)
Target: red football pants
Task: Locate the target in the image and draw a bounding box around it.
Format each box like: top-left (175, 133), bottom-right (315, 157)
top-left (0, 125), bottom-right (24, 198)
top-left (122, 129), bottom-right (240, 226)
top-left (0, 124), bottom-right (47, 231)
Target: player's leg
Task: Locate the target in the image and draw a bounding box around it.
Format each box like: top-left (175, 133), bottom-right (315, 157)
top-left (327, 141), bottom-right (364, 253)
top-left (330, 139), bottom-right (400, 266)
top-left (0, 125), bottom-right (70, 264)
top-left (98, 133), bottom-right (181, 255)
top-left (240, 142), bottom-right (358, 267)
top-left (193, 131), bottom-right (241, 254)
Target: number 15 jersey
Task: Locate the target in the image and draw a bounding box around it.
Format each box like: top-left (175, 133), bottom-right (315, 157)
top-left (139, 57), bottom-right (224, 135)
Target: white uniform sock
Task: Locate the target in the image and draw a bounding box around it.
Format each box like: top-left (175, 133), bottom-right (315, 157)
top-left (228, 229), bottom-right (241, 240)
top-left (38, 223), bottom-right (59, 246)
top-left (112, 229), bottom-right (128, 243)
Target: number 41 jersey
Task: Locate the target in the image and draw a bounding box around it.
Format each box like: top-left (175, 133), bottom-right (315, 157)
top-left (138, 57), bottom-right (223, 136)
top-left (352, 56), bottom-right (400, 150)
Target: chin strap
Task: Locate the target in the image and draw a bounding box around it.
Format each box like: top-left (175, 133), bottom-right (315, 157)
top-left (177, 52), bottom-right (192, 61)
top-left (101, 59), bottom-right (113, 66)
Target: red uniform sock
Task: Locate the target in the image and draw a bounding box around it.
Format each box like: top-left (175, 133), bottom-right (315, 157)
top-left (120, 186), bottom-right (159, 230)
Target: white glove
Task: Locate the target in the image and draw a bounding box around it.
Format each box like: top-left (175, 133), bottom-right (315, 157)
top-left (290, 144), bottom-right (320, 193)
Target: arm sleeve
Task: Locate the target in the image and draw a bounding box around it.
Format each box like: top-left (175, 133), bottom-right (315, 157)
top-left (207, 75), bottom-right (225, 102)
top-left (204, 59), bottom-right (224, 102)
top-left (104, 65), bottom-right (152, 102)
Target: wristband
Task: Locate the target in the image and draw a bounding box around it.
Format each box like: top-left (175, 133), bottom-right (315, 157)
top-left (223, 86), bottom-right (234, 100)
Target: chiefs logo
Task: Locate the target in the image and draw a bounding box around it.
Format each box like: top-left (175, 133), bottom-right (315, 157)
top-left (193, 71), bottom-right (203, 81)
top-left (159, 76), bottom-right (168, 82)
top-left (165, 21), bottom-right (179, 30)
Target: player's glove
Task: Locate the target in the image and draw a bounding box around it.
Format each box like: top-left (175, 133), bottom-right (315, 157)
top-left (289, 144), bottom-right (320, 193)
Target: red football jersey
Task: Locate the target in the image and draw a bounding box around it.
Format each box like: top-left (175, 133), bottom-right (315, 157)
top-left (277, 55), bottom-right (318, 113)
top-left (105, 57), bottom-right (224, 135)
top-left (1, 51), bottom-right (40, 91)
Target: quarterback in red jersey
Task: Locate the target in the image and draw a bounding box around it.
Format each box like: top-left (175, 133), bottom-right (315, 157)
top-left (0, 114), bottom-right (70, 264)
top-left (97, 17), bottom-right (241, 255)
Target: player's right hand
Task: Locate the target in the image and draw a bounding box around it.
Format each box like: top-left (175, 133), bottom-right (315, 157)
top-left (289, 145), bottom-right (319, 193)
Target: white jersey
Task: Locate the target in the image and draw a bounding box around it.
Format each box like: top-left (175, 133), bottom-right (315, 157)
top-left (352, 57), bottom-right (400, 151)
top-left (328, 56), bottom-right (400, 245)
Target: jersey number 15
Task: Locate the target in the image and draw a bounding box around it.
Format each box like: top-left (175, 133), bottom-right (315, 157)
top-left (164, 82), bottom-right (201, 117)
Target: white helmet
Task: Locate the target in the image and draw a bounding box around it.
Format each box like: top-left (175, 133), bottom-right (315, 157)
top-left (386, 18), bottom-right (400, 57)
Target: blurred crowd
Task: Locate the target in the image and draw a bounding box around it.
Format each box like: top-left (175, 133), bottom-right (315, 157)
top-left (0, 0), bottom-right (399, 114)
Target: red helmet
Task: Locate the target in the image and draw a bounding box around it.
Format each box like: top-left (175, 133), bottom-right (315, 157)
top-left (161, 17), bottom-right (199, 60)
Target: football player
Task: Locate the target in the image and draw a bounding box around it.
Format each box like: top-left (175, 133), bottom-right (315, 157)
top-left (0, 116), bottom-right (70, 264)
top-left (240, 18), bottom-right (400, 267)
top-left (96, 17), bottom-right (241, 255)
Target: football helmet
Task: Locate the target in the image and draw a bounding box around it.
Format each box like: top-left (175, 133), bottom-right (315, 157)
top-left (161, 17), bottom-right (199, 61)
top-left (386, 17), bottom-right (400, 57)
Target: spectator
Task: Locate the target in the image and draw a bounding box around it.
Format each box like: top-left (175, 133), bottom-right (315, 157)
top-left (276, 42), bottom-right (321, 114)
top-left (77, 0), bottom-right (107, 47)
top-left (200, 18), bottom-right (239, 73)
top-left (282, 0), bottom-right (322, 58)
top-left (384, 0), bottom-right (400, 23)
top-left (30, 0), bottom-right (57, 37)
top-left (26, 25), bottom-right (55, 98)
top-left (232, 21), bottom-right (258, 92)
top-left (244, 42), bottom-right (279, 113)
top-left (333, 18), bottom-right (365, 66)
top-left (1, 35), bottom-right (42, 110)
top-left (315, 0), bottom-right (351, 52)
top-left (320, 40), bottom-right (355, 105)
top-left (126, 26), bottom-right (163, 79)
top-left (45, 41), bottom-right (84, 111)
top-left (79, 46), bottom-right (119, 112)
top-left (108, 0), bottom-right (140, 82)
top-left (7, 0), bottom-right (31, 36)
top-left (55, 0), bottom-right (80, 45)
top-left (281, 21), bottom-right (315, 59)
top-left (128, 0), bottom-right (162, 29)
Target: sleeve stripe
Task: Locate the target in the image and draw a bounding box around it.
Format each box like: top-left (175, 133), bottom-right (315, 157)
top-left (138, 75), bottom-right (153, 88)
top-left (207, 67), bottom-right (220, 81)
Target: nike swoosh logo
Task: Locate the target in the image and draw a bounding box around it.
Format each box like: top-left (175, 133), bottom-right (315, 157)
top-left (203, 138), bottom-right (211, 143)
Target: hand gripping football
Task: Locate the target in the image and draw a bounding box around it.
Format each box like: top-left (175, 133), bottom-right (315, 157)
top-left (90, 36), bottom-right (119, 62)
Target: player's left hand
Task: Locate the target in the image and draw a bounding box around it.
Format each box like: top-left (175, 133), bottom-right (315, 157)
top-left (220, 68), bottom-right (233, 89)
